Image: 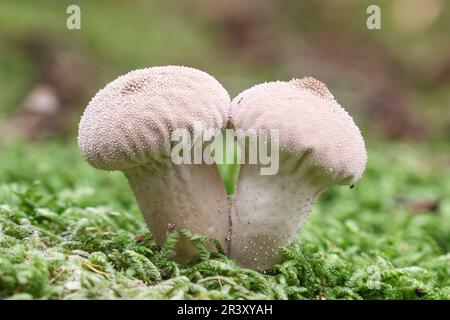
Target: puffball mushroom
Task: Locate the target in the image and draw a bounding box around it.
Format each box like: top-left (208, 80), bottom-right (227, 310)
top-left (78, 66), bottom-right (231, 262)
top-left (229, 77), bottom-right (367, 270)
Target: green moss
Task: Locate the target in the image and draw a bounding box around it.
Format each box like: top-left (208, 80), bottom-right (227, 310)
top-left (0, 140), bottom-right (449, 299)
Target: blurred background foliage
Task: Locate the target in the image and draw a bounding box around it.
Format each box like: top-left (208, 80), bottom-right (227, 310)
top-left (0, 0), bottom-right (449, 299)
top-left (0, 0), bottom-right (449, 141)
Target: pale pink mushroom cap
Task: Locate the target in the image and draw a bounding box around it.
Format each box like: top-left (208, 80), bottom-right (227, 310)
top-left (231, 77), bottom-right (367, 186)
top-left (78, 66), bottom-right (230, 171)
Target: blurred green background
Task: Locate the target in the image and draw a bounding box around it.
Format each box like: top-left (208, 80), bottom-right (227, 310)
top-left (0, 0), bottom-right (449, 299)
top-left (0, 0), bottom-right (449, 141)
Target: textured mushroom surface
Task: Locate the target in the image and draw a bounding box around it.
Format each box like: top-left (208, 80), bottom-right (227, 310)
top-left (78, 66), bottom-right (231, 262)
top-left (229, 77), bottom-right (367, 270)
top-left (79, 66), bottom-right (230, 171)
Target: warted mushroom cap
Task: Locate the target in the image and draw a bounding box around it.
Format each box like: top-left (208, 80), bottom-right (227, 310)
top-left (231, 77), bottom-right (367, 185)
top-left (78, 66), bottom-right (230, 171)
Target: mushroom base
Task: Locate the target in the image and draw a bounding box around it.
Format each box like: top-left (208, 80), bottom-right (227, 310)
top-left (124, 162), bottom-right (230, 263)
top-left (230, 164), bottom-right (325, 271)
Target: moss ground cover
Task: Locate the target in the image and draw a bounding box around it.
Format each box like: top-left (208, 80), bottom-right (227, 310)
top-left (0, 141), bottom-right (448, 299)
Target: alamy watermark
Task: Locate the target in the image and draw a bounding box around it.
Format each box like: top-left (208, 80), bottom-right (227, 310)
top-left (347, 265), bottom-right (382, 290)
top-left (170, 122), bottom-right (280, 175)
top-left (367, 5), bottom-right (381, 30)
top-left (67, 4), bottom-right (381, 31)
top-left (66, 5), bottom-right (81, 30)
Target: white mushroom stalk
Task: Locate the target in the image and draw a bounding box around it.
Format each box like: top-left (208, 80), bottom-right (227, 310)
top-left (229, 77), bottom-right (367, 270)
top-left (78, 66), bottom-right (231, 262)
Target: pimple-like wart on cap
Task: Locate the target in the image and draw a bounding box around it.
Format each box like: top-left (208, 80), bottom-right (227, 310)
top-left (121, 77), bottom-right (149, 95)
top-left (290, 77), bottom-right (334, 101)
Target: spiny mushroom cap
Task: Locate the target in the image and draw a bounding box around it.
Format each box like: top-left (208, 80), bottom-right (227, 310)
top-left (231, 77), bottom-right (367, 185)
top-left (78, 66), bottom-right (230, 171)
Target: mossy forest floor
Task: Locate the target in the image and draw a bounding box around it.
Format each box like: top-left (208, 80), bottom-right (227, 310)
top-left (0, 141), bottom-right (449, 299)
